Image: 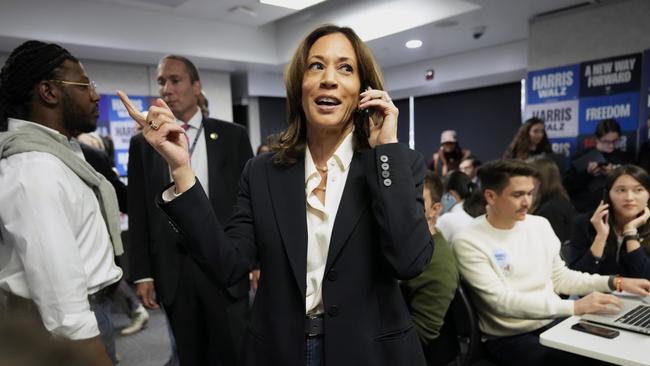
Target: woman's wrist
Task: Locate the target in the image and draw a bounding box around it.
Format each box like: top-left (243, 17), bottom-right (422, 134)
top-left (622, 227), bottom-right (638, 236)
top-left (593, 233), bottom-right (608, 246)
top-left (171, 164), bottom-right (195, 194)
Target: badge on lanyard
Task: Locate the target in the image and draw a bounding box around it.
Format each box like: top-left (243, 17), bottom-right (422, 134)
top-left (493, 248), bottom-right (514, 276)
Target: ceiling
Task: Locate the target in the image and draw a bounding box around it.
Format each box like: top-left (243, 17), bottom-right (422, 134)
top-left (0, 0), bottom-right (598, 72)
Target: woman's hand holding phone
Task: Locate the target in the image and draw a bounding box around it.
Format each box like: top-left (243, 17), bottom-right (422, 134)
top-left (589, 201), bottom-right (610, 258)
top-left (590, 201), bottom-right (610, 237)
top-left (358, 87), bottom-right (398, 148)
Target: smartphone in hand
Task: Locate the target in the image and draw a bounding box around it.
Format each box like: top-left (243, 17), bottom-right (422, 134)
top-left (355, 85), bottom-right (372, 139)
top-left (571, 321), bottom-right (619, 339)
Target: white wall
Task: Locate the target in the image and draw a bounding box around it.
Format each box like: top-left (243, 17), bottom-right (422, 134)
top-left (0, 52), bottom-right (233, 122)
top-left (0, 0), bottom-right (278, 69)
top-left (239, 40), bottom-right (528, 100)
top-left (528, 0), bottom-right (650, 71)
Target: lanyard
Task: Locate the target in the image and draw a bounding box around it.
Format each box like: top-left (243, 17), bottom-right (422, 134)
top-left (187, 121), bottom-right (204, 158)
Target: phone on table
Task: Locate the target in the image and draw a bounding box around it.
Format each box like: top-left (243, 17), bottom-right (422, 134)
top-left (571, 321), bottom-right (620, 339)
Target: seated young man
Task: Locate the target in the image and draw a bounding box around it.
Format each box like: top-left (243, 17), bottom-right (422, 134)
top-left (452, 159), bottom-right (650, 366)
top-left (401, 171), bottom-right (459, 366)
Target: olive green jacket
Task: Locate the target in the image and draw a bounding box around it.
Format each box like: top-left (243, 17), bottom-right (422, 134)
top-left (401, 231), bottom-right (459, 345)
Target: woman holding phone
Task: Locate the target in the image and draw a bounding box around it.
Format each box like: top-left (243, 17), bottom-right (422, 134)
top-left (564, 119), bottom-right (632, 213)
top-left (567, 165), bottom-right (650, 280)
top-left (118, 25), bottom-right (432, 366)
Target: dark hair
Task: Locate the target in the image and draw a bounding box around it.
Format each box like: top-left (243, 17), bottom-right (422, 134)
top-left (424, 170), bottom-right (443, 204)
top-left (0, 40), bottom-right (77, 131)
top-left (503, 117), bottom-right (552, 160)
top-left (441, 142), bottom-right (465, 167)
top-left (444, 171), bottom-right (475, 200)
top-left (462, 155), bottom-right (481, 168)
top-left (529, 156), bottom-right (570, 209)
top-left (273, 24), bottom-right (384, 165)
top-left (160, 55), bottom-right (200, 83)
top-left (595, 118), bottom-right (621, 139)
top-left (478, 159), bottom-right (539, 194)
top-left (604, 165), bottom-right (650, 253)
top-left (463, 190), bottom-right (487, 218)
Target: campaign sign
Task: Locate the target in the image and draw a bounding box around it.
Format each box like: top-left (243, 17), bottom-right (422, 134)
top-left (549, 138), bottom-right (576, 158)
top-left (526, 99), bottom-right (579, 138)
top-left (579, 92), bottom-right (639, 134)
top-left (527, 64), bottom-right (579, 104)
top-left (580, 53), bottom-right (641, 97)
top-left (97, 94), bottom-right (149, 176)
top-left (110, 121), bottom-right (140, 176)
top-left (640, 49), bottom-right (650, 144)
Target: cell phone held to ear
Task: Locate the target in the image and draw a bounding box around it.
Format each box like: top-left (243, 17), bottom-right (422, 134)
top-left (355, 84), bottom-right (372, 139)
top-left (571, 321), bottom-right (620, 339)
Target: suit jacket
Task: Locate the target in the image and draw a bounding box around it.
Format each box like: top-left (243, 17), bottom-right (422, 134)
top-left (159, 143), bottom-right (433, 366)
top-left (127, 117), bottom-right (253, 305)
top-left (81, 143), bottom-right (128, 213)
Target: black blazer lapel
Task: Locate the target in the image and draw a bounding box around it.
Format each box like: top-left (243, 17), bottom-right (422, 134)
top-left (326, 154), bottom-right (368, 270)
top-left (267, 157), bottom-right (308, 298)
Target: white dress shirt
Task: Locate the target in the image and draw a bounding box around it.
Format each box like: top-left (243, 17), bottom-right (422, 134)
top-left (0, 118), bottom-right (122, 340)
top-left (162, 130), bottom-right (355, 314)
top-left (304, 132), bottom-right (354, 314)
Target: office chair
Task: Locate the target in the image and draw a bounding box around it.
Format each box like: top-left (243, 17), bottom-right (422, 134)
top-left (449, 282), bottom-right (498, 366)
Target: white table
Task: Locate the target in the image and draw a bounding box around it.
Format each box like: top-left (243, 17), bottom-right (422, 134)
top-left (540, 316), bottom-right (650, 366)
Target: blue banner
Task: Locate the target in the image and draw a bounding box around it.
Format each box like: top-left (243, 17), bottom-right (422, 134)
top-left (97, 94), bottom-right (150, 176)
top-left (578, 92), bottom-right (639, 135)
top-left (527, 64), bottom-right (579, 104)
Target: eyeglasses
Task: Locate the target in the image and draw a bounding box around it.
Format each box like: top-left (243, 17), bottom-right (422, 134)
top-left (49, 79), bottom-right (98, 95)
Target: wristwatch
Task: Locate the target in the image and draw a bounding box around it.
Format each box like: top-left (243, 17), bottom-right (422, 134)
top-left (623, 232), bottom-right (641, 243)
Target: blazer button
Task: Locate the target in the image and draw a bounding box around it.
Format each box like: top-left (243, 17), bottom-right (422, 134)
top-left (327, 270), bottom-right (338, 281)
top-left (381, 170), bottom-right (390, 178)
top-left (381, 162), bottom-right (389, 171)
top-left (383, 178), bottom-right (392, 187)
top-left (380, 155), bottom-right (389, 163)
top-left (328, 305), bottom-right (340, 317)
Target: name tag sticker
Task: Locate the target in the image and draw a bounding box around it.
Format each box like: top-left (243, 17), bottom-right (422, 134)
top-left (493, 248), bottom-right (514, 276)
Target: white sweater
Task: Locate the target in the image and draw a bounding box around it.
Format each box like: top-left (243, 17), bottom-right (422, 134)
top-left (453, 214), bottom-right (610, 337)
top-left (436, 201), bottom-right (475, 243)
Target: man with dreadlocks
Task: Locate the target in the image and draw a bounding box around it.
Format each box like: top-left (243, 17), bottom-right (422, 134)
top-left (0, 41), bottom-right (122, 365)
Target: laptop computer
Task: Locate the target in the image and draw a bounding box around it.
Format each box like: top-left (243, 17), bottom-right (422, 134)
top-left (581, 294), bottom-right (650, 335)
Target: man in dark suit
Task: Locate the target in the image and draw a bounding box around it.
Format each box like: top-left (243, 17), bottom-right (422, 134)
top-left (128, 55), bottom-right (253, 366)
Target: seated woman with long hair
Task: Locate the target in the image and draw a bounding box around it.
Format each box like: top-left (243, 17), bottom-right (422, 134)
top-left (567, 165), bottom-right (650, 280)
top-left (529, 156), bottom-right (576, 244)
top-left (503, 117), bottom-right (552, 160)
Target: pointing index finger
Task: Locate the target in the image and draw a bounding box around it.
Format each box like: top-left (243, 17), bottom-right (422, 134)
top-left (116, 90), bottom-right (147, 127)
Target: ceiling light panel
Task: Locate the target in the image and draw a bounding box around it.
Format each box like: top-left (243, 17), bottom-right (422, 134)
top-left (260, 0), bottom-right (325, 10)
top-left (333, 0), bottom-right (479, 41)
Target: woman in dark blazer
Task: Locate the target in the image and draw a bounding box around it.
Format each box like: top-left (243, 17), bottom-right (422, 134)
top-left (118, 25), bottom-right (433, 366)
top-left (568, 165), bottom-right (650, 280)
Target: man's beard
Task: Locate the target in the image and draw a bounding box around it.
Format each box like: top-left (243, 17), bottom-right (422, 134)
top-left (61, 92), bottom-right (97, 136)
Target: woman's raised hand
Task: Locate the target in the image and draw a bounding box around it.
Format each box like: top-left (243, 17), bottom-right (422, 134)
top-left (359, 87), bottom-right (398, 148)
top-left (590, 201), bottom-right (610, 238)
top-left (623, 207), bottom-right (650, 233)
top-left (117, 91), bottom-right (195, 193)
